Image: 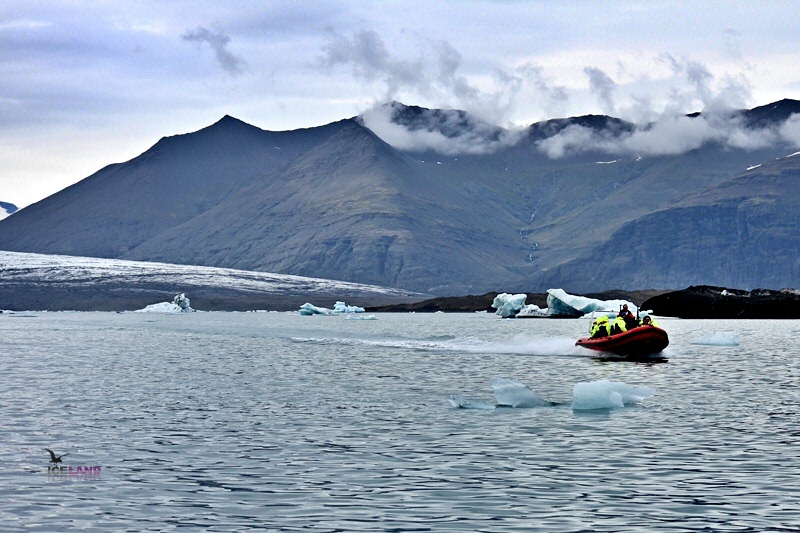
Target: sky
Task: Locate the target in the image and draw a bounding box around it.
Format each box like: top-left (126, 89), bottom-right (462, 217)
top-left (2, 0), bottom-right (800, 208)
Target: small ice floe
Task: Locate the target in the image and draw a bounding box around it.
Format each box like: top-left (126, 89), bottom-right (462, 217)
top-left (135, 293), bottom-right (194, 313)
top-left (448, 395), bottom-right (495, 410)
top-left (492, 378), bottom-right (553, 408)
top-left (333, 301), bottom-right (365, 313)
top-left (300, 301), bottom-right (364, 315)
top-left (692, 332), bottom-right (740, 346)
top-left (595, 159), bottom-right (618, 164)
top-left (344, 314), bottom-right (378, 320)
top-left (299, 303), bottom-right (332, 315)
top-left (746, 164), bottom-right (762, 171)
top-left (571, 380), bottom-right (654, 410)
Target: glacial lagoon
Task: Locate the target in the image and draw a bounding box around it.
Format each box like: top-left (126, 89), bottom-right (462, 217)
top-left (1, 311), bottom-right (799, 531)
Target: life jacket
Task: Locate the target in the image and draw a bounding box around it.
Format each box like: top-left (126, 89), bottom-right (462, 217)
top-left (591, 317), bottom-right (610, 338)
top-left (610, 316), bottom-right (627, 335)
top-left (640, 317), bottom-right (660, 328)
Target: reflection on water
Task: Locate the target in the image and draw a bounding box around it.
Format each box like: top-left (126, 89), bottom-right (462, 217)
top-left (1, 312), bottom-right (799, 531)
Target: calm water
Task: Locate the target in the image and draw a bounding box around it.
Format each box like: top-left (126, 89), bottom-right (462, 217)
top-left (1, 311), bottom-right (799, 532)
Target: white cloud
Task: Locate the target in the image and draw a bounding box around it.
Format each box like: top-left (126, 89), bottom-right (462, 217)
top-left (360, 102), bottom-right (524, 155)
top-left (780, 114), bottom-right (800, 147)
top-left (535, 111), bottom-right (799, 159)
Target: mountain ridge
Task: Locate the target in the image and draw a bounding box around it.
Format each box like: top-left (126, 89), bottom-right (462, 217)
top-left (1, 100), bottom-right (798, 294)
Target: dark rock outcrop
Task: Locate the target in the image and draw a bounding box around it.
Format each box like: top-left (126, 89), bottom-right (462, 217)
top-left (641, 285), bottom-right (800, 318)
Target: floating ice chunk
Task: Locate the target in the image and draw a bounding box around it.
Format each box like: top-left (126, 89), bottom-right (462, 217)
top-left (134, 302), bottom-right (185, 313)
top-left (344, 314), bottom-right (378, 320)
top-left (448, 395), bottom-right (495, 410)
top-left (332, 301), bottom-right (365, 313)
top-left (173, 293), bottom-right (193, 311)
top-left (299, 303), bottom-right (332, 315)
top-left (135, 293), bottom-right (194, 313)
top-left (571, 380), bottom-right (653, 410)
top-left (692, 332), bottom-right (740, 346)
top-left (492, 378), bottom-right (552, 407)
top-left (515, 304), bottom-right (549, 317)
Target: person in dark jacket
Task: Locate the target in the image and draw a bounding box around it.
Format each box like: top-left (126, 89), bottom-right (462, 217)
top-left (618, 304), bottom-right (637, 330)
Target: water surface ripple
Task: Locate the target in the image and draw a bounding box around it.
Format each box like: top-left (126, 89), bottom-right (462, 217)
top-left (1, 312), bottom-right (799, 531)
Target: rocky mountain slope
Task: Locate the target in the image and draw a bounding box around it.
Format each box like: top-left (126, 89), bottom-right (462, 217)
top-left (0, 100), bottom-right (798, 294)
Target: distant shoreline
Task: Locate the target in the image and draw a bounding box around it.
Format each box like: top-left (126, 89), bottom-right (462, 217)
top-left (1, 278), bottom-right (798, 318)
top-left (368, 286), bottom-right (800, 319)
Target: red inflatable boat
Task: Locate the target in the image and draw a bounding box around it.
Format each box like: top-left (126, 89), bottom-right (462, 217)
top-left (576, 326), bottom-right (669, 357)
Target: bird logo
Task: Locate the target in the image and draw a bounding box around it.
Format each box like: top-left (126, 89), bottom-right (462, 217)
top-left (44, 448), bottom-right (68, 465)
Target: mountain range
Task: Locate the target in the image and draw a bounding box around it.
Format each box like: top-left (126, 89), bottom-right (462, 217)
top-left (1, 99), bottom-right (798, 295)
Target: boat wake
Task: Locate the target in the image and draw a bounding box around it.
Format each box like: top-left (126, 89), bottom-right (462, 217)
top-left (289, 335), bottom-right (586, 357)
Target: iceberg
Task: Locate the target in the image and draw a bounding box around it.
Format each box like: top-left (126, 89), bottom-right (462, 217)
top-left (299, 302), bottom-right (332, 315)
top-left (492, 293), bottom-right (528, 317)
top-left (571, 380), bottom-right (654, 410)
top-left (492, 378), bottom-right (552, 407)
top-left (332, 301), bottom-right (365, 313)
top-left (492, 293), bottom-right (548, 317)
top-left (692, 332), bottom-right (740, 346)
top-left (299, 301), bottom-right (365, 315)
top-left (546, 288), bottom-right (636, 318)
top-left (134, 293), bottom-right (194, 313)
top-left (173, 293), bottom-right (192, 311)
top-left (491, 289), bottom-right (635, 318)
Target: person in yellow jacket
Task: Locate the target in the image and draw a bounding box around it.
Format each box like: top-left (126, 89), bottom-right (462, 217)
top-left (590, 315), bottom-right (610, 338)
top-left (609, 315), bottom-right (627, 335)
top-left (640, 315), bottom-right (660, 328)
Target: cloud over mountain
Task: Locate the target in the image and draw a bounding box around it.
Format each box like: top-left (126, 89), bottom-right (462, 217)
top-left (536, 108), bottom-right (800, 159)
top-left (182, 26), bottom-right (247, 76)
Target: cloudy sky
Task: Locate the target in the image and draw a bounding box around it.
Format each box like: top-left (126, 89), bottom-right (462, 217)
top-left (2, 0), bottom-right (800, 208)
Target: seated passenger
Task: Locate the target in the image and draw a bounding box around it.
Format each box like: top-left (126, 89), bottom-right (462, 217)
top-left (639, 315), bottom-right (660, 328)
top-left (591, 316), bottom-right (610, 338)
top-left (609, 315), bottom-right (627, 335)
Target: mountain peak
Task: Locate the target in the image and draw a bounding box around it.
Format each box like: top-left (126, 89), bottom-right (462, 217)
top-left (527, 114), bottom-right (634, 140)
top-left (204, 114), bottom-right (263, 132)
top-left (740, 98), bottom-right (800, 128)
